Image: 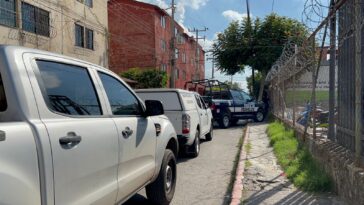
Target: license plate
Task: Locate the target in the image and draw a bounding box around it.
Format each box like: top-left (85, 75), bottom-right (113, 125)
top-left (241, 107), bottom-right (254, 112)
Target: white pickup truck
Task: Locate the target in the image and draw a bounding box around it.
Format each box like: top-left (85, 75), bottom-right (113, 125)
top-left (136, 89), bottom-right (213, 157)
top-left (0, 46), bottom-right (179, 205)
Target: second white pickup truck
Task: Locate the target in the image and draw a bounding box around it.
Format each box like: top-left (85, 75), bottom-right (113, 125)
top-left (136, 89), bottom-right (214, 157)
top-left (0, 45), bottom-right (179, 205)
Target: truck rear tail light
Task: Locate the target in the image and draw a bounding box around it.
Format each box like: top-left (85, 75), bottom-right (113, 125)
top-left (210, 103), bottom-right (216, 110)
top-left (182, 114), bottom-right (190, 134)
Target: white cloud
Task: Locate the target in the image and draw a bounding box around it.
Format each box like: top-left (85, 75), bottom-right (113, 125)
top-left (136, 0), bottom-right (169, 9)
top-left (137, 0), bottom-right (209, 24)
top-left (222, 10), bottom-right (247, 22)
top-left (202, 38), bottom-right (214, 51)
top-left (202, 32), bottom-right (220, 51)
top-left (176, 0), bottom-right (209, 23)
top-left (180, 0), bottom-right (208, 10)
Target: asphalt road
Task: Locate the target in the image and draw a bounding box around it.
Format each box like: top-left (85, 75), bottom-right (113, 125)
top-left (123, 122), bottom-right (245, 205)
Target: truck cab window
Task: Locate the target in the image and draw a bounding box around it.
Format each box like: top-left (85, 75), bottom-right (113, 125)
top-left (241, 91), bottom-right (252, 102)
top-left (194, 95), bottom-right (203, 109)
top-left (0, 74), bottom-right (7, 111)
top-left (98, 72), bottom-right (142, 116)
top-left (36, 60), bottom-right (102, 116)
top-left (199, 96), bottom-right (208, 109)
top-left (231, 90), bottom-right (243, 101)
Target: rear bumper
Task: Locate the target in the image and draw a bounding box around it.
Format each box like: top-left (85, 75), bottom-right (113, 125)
top-left (177, 134), bottom-right (194, 146)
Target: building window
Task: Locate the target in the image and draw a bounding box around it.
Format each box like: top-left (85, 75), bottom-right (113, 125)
top-left (75, 23), bottom-right (94, 50)
top-left (77, 0), bottom-right (93, 8)
top-left (177, 34), bottom-right (185, 44)
top-left (75, 24), bottom-right (84, 47)
top-left (21, 2), bottom-right (50, 37)
top-left (85, 0), bottom-right (93, 7)
top-left (175, 48), bottom-right (179, 59)
top-left (161, 64), bottom-right (167, 72)
top-left (182, 52), bottom-right (186, 63)
top-left (161, 39), bottom-right (166, 52)
top-left (182, 71), bottom-right (186, 80)
top-left (0, 0), bottom-right (16, 28)
top-left (161, 15), bottom-right (166, 28)
top-left (85, 28), bottom-right (94, 49)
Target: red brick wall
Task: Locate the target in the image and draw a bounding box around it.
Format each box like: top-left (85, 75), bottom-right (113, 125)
top-left (108, 0), bottom-right (205, 88)
top-left (108, 0), bottom-right (157, 74)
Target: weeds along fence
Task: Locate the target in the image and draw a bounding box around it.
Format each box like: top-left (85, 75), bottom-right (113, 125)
top-left (265, 0), bottom-right (364, 164)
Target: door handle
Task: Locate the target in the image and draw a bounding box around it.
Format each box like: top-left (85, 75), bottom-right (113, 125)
top-left (59, 132), bottom-right (82, 149)
top-left (122, 127), bottom-right (133, 138)
top-left (0, 130), bottom-right (5, 142)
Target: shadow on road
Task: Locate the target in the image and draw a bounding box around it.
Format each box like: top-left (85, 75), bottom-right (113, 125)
top-left (122, 194), bottom-right (150, 205)
top-left (123, 120), bottom-right (247, 205)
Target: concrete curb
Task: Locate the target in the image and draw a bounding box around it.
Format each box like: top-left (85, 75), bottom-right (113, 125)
top-left (230, 125), bottom-right (250, 205)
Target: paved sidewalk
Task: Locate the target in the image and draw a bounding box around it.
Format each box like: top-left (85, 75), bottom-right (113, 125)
top-left (241, 123), bottom-right (345, 205)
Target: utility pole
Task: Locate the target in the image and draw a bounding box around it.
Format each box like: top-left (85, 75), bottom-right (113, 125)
top-left (246, 0), bottom-right (254, 96)
top-left (206, 54), bottom-right (215, 79)
top-left (170, 0), bottom-right (176, 88)
top-left (354, 0), bottom-right (362, 166)
top-left (293, 44), bottom-right (298, 127)
top-left (328, 0), bottom-right (336, 140)
top-left (189, 27), bottom-right (208, 80)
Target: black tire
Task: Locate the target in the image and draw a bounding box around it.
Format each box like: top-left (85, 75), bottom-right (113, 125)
top-left (146, 149), bottom-right (177, 205)
top-left (205, 123), bottom-right (213, 141)
top-left (219, 112), bottom-right (231, 129)
top-left (230, 119), bottom-right (239, 126)
top-left (254, 109), bottom-right (265, 122)
top-left (189, 130), bottom-right (200, 157)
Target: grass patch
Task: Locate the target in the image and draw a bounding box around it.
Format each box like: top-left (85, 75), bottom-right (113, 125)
top-left (224, 128), bottom-right (246, 205)
top-left (244, 142), bottom-right (252, 153)
top-left (267, 121), bottom-right (333, 192)
top-left (285, 90), bottom-right (329, 107)
top-left (245, 160), bottom-right (252, 168)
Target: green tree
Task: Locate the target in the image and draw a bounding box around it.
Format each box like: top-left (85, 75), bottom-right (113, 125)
top-left (213, 13), bottom-right (307, 100)
top-left (224, 81), bottom-right (242, 90)
top-left (120, 68), bottom-right (168, 88)
top-left (246, 72), bottom-right (262, 98)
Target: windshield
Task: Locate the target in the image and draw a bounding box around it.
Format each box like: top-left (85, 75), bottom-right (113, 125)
top-left (241, 91), bottom-right (252, 102)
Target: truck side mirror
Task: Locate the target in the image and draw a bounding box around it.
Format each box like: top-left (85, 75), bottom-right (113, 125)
top-left (145, 100), bottom-right (164, 116)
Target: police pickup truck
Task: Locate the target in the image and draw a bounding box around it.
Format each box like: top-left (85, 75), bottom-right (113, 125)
top-left (185, 80), bottom-right (266, 128)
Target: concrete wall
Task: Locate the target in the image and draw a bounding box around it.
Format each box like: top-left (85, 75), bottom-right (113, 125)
top-left (280, 117), bottom-right (364, 205)
top-left (0, 0), bottom-right (108, 67)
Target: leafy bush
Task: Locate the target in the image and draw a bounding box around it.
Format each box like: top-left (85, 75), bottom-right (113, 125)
top-left (120, 68), bottom-right (168, 88)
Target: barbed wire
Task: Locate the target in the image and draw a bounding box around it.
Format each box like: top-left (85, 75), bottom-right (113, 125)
top-left (265, 0), bottom-right (360, 84)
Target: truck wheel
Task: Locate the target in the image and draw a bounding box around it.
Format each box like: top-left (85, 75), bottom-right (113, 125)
top-left (146, 149), bottom-right (177, 205)
top-left (189, 130), bottom-right (200, 157)
top-left (230, 119), bottom-right (239, 126)
top-left (219, 113), bottom-right (230, 129)
top-left (254, 110), bottom-right (265, 122)
top-left (205, 123), bottom-right (213, 141)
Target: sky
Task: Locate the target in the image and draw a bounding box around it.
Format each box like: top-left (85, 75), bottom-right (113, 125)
top-left (138, 0), bottom-right (308, 91)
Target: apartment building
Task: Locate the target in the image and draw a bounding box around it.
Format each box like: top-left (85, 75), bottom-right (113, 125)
top-left (0, 0), bottom-right (108, 67)
top-left (108, 0), bottom-right (205, 88)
